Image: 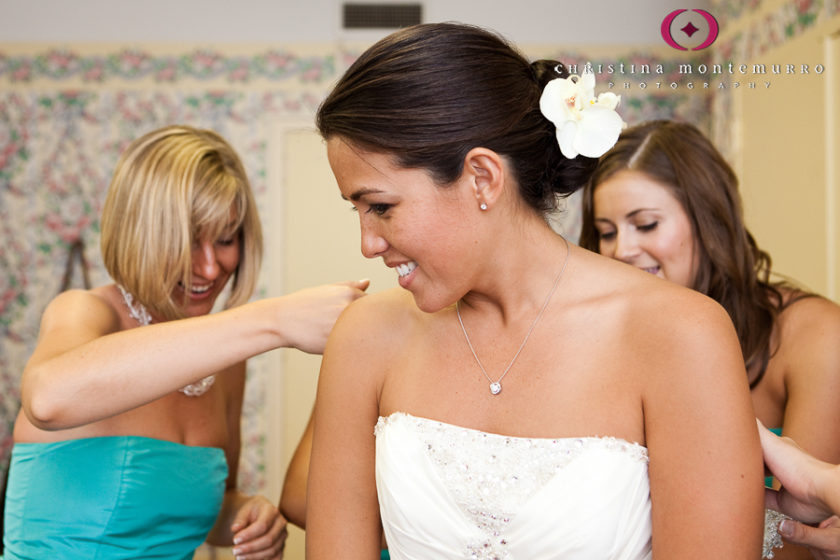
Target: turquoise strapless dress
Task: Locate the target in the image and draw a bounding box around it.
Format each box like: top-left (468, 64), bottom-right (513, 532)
top-left (3, 436), bottom-right (227, 560)
top-left (764, 427), bottom-right (783, 488)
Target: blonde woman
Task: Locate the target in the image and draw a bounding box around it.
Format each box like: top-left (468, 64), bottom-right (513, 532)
top-left (3, 125), bottom-right (367, 560)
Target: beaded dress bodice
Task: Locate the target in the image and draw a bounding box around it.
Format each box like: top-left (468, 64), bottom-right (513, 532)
top-left (374, 412), bottom-right (652, 560)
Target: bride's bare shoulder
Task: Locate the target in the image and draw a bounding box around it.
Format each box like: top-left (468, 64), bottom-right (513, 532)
top-left (572, 247), bottom-right (736, 347)
top-left (327, 287), bottom-right (422, 352)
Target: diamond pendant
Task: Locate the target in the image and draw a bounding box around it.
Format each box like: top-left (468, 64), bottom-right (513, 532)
top-left (489, 382), bottom-right (502, 395)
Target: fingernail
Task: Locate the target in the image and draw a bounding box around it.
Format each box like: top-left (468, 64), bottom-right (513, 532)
top-left (779, 519), bottom-right (793, 537)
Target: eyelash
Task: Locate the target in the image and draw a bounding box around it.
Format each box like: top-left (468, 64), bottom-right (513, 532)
top-left (192, 235), bottom-right (236, 249)
top-left (598, 221), bottom-right (658, 240)
top-left (350, 204), bottom-right (392, 216)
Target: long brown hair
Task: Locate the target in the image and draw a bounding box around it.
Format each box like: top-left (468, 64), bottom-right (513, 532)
top-left (580, 120), bottom-right (804, 386)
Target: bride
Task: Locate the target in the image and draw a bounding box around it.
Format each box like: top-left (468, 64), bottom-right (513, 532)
top-left (305, 22), bottom-right (764, 559)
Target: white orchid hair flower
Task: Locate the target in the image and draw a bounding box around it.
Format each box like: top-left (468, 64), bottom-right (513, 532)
top-left (539, 67), bottom-right (626, 159)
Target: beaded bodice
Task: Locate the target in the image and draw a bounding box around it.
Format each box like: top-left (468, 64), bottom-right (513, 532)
top-left (374, 412), bottom-right (652, 560)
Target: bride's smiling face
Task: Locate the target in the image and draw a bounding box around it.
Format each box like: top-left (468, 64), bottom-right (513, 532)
top-left (592, 169), bottom-right (699, 288)
top-left (326, 137), bottom-right (480, 313)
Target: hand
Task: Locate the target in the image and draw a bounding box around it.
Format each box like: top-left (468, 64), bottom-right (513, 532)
top-left (277, 279), bottom-right (370, 354)
top-left (230, 495), bottom-right (288, 559)
top-left (759, 420), bottom-right (833, 523)
top-left (759, 420), bottom-right (840, 559)
top-left (778, 515), bottom-right (840, 560)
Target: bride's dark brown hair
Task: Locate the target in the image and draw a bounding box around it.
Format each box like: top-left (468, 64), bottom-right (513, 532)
top-left (316, 22), bottom-right (598, 215)
top-left (580, 120), bottom-right (809, 386)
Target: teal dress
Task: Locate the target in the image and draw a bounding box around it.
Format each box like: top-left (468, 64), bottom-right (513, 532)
top-left (3, 436), bottom-right (227, 560)
top-left (765, 427), bottom-right (783, 488)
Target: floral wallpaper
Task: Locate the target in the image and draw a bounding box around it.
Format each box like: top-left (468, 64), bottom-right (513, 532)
top-left (0, 48), bottom-right (337, 85)
top-left (710, 0), bottom-right (839, 30)
top-left (0, 38), bottom-right (742, 496)
top-left (709, 0), bottom-right (839, 155)
top-left (0, 48), bottom-right (336, 495)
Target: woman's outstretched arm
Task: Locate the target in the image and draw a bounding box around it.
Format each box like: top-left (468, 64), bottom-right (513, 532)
top-left (22, 281), bottom-right (368, 430)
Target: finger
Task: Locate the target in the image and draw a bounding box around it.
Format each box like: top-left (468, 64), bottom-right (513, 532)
top-left (339, 279), bottom-right (370, 292)
top-left (233, 519), bottom-right (288, 560)
top-left (278, 523), bottom-right (288, 547)
top-left (766, 488), bottom-right (782, 512)
top-left (233, 544), bottom-right (281, 560)
top-left (819, 516), bottom-right (840, 529)
top-left (232, 518), bottom-right (270, 548)
top-left (267, 524), bottom-right (288, 560)
top-left (234, 544), bottom-right (285, 560)
top-left (230, 504), bottom-right (255, 535)
top-left (233, 515), bottom-right (286, 554)
top-left (780, 518), bottom-right (840, 551)
top-left (232, 533), bottom-right (271, 559)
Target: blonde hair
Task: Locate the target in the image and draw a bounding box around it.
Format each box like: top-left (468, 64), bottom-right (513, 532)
top-left (101, 125), bottom-right (262, 320)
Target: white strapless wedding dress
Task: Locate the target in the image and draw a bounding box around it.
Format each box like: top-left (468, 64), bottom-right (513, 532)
top-left (375, 412), bottom-right (652, 560)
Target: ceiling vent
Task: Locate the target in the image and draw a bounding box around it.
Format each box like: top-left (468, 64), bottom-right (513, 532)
top-left (343, 3), bottom-right (423, 29)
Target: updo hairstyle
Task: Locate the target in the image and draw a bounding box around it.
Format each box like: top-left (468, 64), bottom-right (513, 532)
top-left (316, 22), bottom-right (598, 214)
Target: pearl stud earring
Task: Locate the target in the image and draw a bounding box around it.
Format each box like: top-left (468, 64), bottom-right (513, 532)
top-left (480, 203), bottom-right (488, 211)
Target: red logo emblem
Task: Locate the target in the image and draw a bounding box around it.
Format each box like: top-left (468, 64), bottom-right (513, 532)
top-left (661, 9), bottom-right (719, 51)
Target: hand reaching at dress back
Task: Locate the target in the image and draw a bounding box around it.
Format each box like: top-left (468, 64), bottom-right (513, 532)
top-left (760, 420), bottom-right (840, 559)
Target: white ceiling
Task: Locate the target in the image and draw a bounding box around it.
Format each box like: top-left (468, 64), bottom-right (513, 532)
top-left (0, 0), bottom-right (710, 46)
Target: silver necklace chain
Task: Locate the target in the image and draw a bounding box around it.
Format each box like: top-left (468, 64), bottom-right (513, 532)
top-left (117, 285), bottom-right (216, 397)
top-left (456, 238), bottom-right (570, 396)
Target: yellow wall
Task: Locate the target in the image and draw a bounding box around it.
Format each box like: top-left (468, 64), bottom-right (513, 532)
top-left (281, 126), bottom-right (397, 558)
top-left (728, 15), bottom-right (839, 300)
top-left (830, 30), bottom-right (840, 300)
top-left (198, 123), bottom-right (398, 560)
